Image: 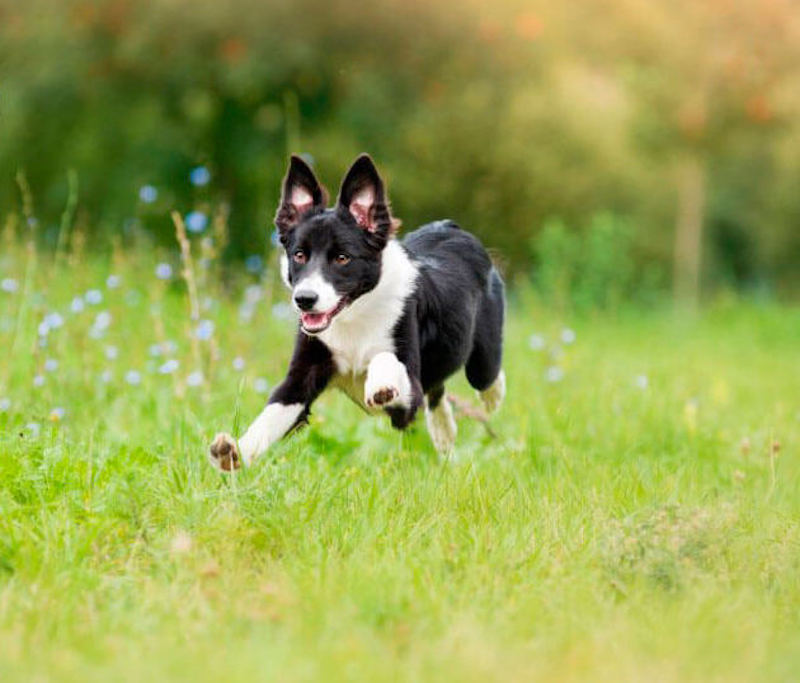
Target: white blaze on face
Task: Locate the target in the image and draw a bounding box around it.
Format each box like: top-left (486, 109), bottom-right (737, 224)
top-left (294, 269), bottom-right (340, 313)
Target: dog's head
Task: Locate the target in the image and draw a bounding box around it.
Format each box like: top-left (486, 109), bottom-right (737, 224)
top-left (275, 154), bottom-right (398, 335)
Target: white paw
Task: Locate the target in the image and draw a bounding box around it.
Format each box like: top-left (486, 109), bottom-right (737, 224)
top-left (364, 352), bottom-right (410, 409)
top-left (426, 397), bottom-right (457, 455)
top-left (208, 432), bottom-right (241, 472)
top-left (480, 370), bottom-right (505, 414)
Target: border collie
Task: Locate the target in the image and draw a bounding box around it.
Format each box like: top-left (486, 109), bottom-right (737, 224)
top-left (209, 154), bottom-right (505, 471)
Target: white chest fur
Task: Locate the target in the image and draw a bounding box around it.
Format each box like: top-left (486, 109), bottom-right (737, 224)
top-left (319, 239), bottom-right (418, 376)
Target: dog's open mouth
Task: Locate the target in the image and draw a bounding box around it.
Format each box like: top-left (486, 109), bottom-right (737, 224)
top-left (300, 298), bottom-right (347, 333)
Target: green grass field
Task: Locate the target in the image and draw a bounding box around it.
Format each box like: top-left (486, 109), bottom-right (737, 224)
top-left (1, 240), bottom-right (799, 681)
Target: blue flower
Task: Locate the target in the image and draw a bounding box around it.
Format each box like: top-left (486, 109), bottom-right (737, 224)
top-left (159, 359), bottom-right (180, 375)
top-left (270, 229), bottom-right (281, 247)
top-left (85, 289), bottom-right (103, 305)
top-left (0, 397), bottom-right (11, 412)
top-left (44, 358), bottom-right (58, 372)
top-left (1, 278), bottom-right (19, 293)
top-left (33, 374), bottom-right (45, 387)
top-left (139, 185), bottom-right (158, 204)
top-left (190, 166), bottom-right (211, 187)
top-left (186, 371), bottom-right (204, 387)
top-left (155, 263), bottom-right (173, 280)
top-left (254, 377), bottom-right (270, 394)
top-left (195, 319), bottom-right (214, 340)
top-left (106, 274), bottom-right (121, 289)
top-left (232, 356), bottom-right (246, 371)
top-left (105, 345), bottom-right (119, 361)
top-left (45, 312), bottom-right (65, 329)
top-left (245, 254), bottom-right (264, 274)
top-left (528, 333), bottom-right (545, 351)
top-left (125, 370), bottom-right (142, 386)
top-left (185, 211), bottom-right (208, 233)
top-left (70, 297), bottom-right (85, 313)
top-left (561, 328), bottom-right (576, 345)
top-left (545, 366), bottom-right (564, 383)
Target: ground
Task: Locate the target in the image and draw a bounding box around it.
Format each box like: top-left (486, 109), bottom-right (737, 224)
top-left (0, 245), bottom-right (798, 682)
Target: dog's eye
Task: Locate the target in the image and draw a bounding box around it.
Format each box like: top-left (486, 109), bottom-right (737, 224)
top-left (334, 254), bottom-right (351, 266)
top-left (293, 250), bottom-right (307, 265)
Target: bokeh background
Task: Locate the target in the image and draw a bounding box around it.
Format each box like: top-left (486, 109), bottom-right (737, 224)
top-left (2, 0), bottom-right (799, 304)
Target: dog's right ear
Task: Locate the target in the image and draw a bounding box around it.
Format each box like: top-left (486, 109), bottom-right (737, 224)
top-left (274, 155), bottom-right (327, 238)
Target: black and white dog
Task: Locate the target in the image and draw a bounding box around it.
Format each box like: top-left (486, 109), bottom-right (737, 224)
top-left (209, 154), bottom-right (505, 471)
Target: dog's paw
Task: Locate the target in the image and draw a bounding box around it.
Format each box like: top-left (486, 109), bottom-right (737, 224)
top-left (208, 432), bottom-right (241, 472)
top-left (366, 385), bottom-right (400, 408)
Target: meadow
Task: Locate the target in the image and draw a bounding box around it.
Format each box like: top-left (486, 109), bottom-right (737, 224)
top-left (0, 229), bottom-right (799, 682)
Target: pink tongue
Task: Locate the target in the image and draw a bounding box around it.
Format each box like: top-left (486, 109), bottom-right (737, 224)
top-left (302, 312), bottom-right (327, 327)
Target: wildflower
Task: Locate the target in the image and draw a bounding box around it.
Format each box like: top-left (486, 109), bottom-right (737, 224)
top-left (125, 370), bottom-right (142, 385)
top-left (195, 319), bottom-right (215, 341)
top-left (186, 371), bottom-right (204, 387)
top-left (271, 302), bottom-right (293, 320)
top-left (170, 531), bottom-right (193, 554)
top-left (100, 370), bottom-right (113, 384)
top-left (90, 311), bottom-right (112, 336)
top-left (33, 374), bottom-right (45, 387)
top-left (44, 312), bottom-right (64, 329)
top-left (254, 377), bottom-right (269, 394)
top-left (201, 296), bottom-right (215, 311)
top-left (159, 359), bottom-right (179, 375)
top-left (49, 407), bottom-right (66, 421)
top-left (163, 340), bottom-right (178, 354)
top-left (44, 358), bottom-right (58, 372)
top-left (634, 374), bottom-right (648, 390)
top-left (1, 278), bottom-right (19, 293)
top-left (244, 284), bottom-right (263, 304)
top-left (0, 397), bottom-right (11, 412)
top-left (106, 274), bottom-right (121, 289)
top-left (149, 343), bottom-right (163, 357)
top-left (70, 296), bottom-right (85, 313)
top-left (528, 333), bottom-right (545, 351)
top-left (561, 327), bottom-right (576, 345)
top-left (85, 289), bottom-right (103, 305)
top-left (139, 185), bottom-right (158, 204)
top-left (38, 337), bottom-right (48, 348)
top-left (185, 211), bottom-right (208, 234)
top-left (190, 166), bottom-right (211, 187)
top-left (232, 356), bottom-right (246, 371)
top-left (245, 254), bottom-right (264, 274)
top-left (25, 422), bottom-right (41, 437)
top-left (38, 321), bottom-right (50, 337)
top-left (239, 303), bottom-right (254, 322)
top-left (545, 366), bottom-right (564, 383)
top-left (270, 229), bottom-right (281, 247)
top-left (155, 263), bottom-right (173, 280)
top-left (105, 345), bottom-right (118, 361)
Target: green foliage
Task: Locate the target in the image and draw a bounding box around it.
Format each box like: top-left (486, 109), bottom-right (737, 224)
top-left (532, 213), bottom-right (663, 311)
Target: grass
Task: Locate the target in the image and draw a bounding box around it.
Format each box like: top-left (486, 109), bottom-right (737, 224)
top-left (0, 235), bottom-right (799, 682)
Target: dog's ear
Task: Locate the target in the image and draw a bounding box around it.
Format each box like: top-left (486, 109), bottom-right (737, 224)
top-left (336, 154), bottom-right (395, 240)
top-left (275, 155), bottom-right (327, 237)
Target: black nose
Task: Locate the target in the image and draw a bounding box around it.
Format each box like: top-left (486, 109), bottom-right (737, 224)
top-left (293, 290), bottom-right (318, 311)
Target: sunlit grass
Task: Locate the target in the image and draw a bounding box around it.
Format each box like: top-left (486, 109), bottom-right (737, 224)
top-left (0, 238), bottom-right (798, 681)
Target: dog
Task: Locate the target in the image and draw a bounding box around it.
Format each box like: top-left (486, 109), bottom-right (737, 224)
top-left (208, 154), bottom-right (505, 471)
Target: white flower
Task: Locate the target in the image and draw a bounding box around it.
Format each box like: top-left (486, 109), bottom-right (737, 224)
top-left (155, 263), bottom-right (173, 280)
top-left (254, 377), bottom-right (270, 394)
top-left (93, 311), bottom-right (112, 330)
top-left (44, 358), bottom-right (58, 372)
top-left (232, 356), bottom-right (246, 371)
top-left (106, 274), bottom-right (121, 289)
top-left (244, 285), bottom-right (263, 304)
top-left (528, 333), bottom-right (545, 351)
top-left (100, 370), bottom-right (113, 384)
top-left (70, 297), bottom-right (85, 313)
top-left (271, 302), bottom-right (293, 320)
top-left (194, 319), bottom-right (214, 341)
top-left (49, 407), bottom-right (66, 420)
top-left (38, 321), bottom-right (50, 337)
top-left (561, 328), bottom-right (576, 345)
top-left (125, 370), bottom-right (142, 385)
top-left (45, 312), bottom-right (64, 329)
top-left (0, 397), bottom-right (11, 412)
top-left (545, 366), bottom-right (564, 383)
top-left (634, 374), bottom-right (649, 390)
top-left (105, 345), bottom-right (119, 361)
top-left (186, 371), bottom-right (204, 387)
top-left (33, 374), bottom-right (45, 387)
top-left (25, 422), bottom-right (41, 437)
top-left (148, 343), bottom-right (163, 357)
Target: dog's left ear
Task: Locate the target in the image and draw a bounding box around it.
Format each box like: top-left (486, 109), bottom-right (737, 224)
top-left (336, 154), bottom-right (396, 240)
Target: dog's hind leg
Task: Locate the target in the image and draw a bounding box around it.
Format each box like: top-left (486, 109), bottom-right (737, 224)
top-left (465, 268), bottom-right (505, 414)
top-left (425, 386), bottom-right (457, 455)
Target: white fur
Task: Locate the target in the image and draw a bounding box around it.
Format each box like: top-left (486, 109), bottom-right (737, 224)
top-left (364, 352), bottom-right (412, 408)
top-left (480, 369), bottom-right (505, 414)
top-left (294, 269), bottom-right (340, 312)
top-left (425, 395), bottom-right (457, 455)
top-left (319, 239), bottom-right (418, 376)
top-left (280, 253), bottom-right (290, 289)
top-left (290, 186), bottom-right (313, 209)
top-left (238, 402), bottom-right (304, 464)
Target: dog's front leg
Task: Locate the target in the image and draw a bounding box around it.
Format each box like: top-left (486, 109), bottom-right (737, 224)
top-left (208, 333), bottom-right (334, 471)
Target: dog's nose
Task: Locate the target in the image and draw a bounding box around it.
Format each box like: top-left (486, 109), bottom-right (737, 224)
top-left (293, 290), bottom-right (319, 311)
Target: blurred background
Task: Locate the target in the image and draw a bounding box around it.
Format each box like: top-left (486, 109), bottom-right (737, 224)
top-left (2, 0), bottom-right (799, 307)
